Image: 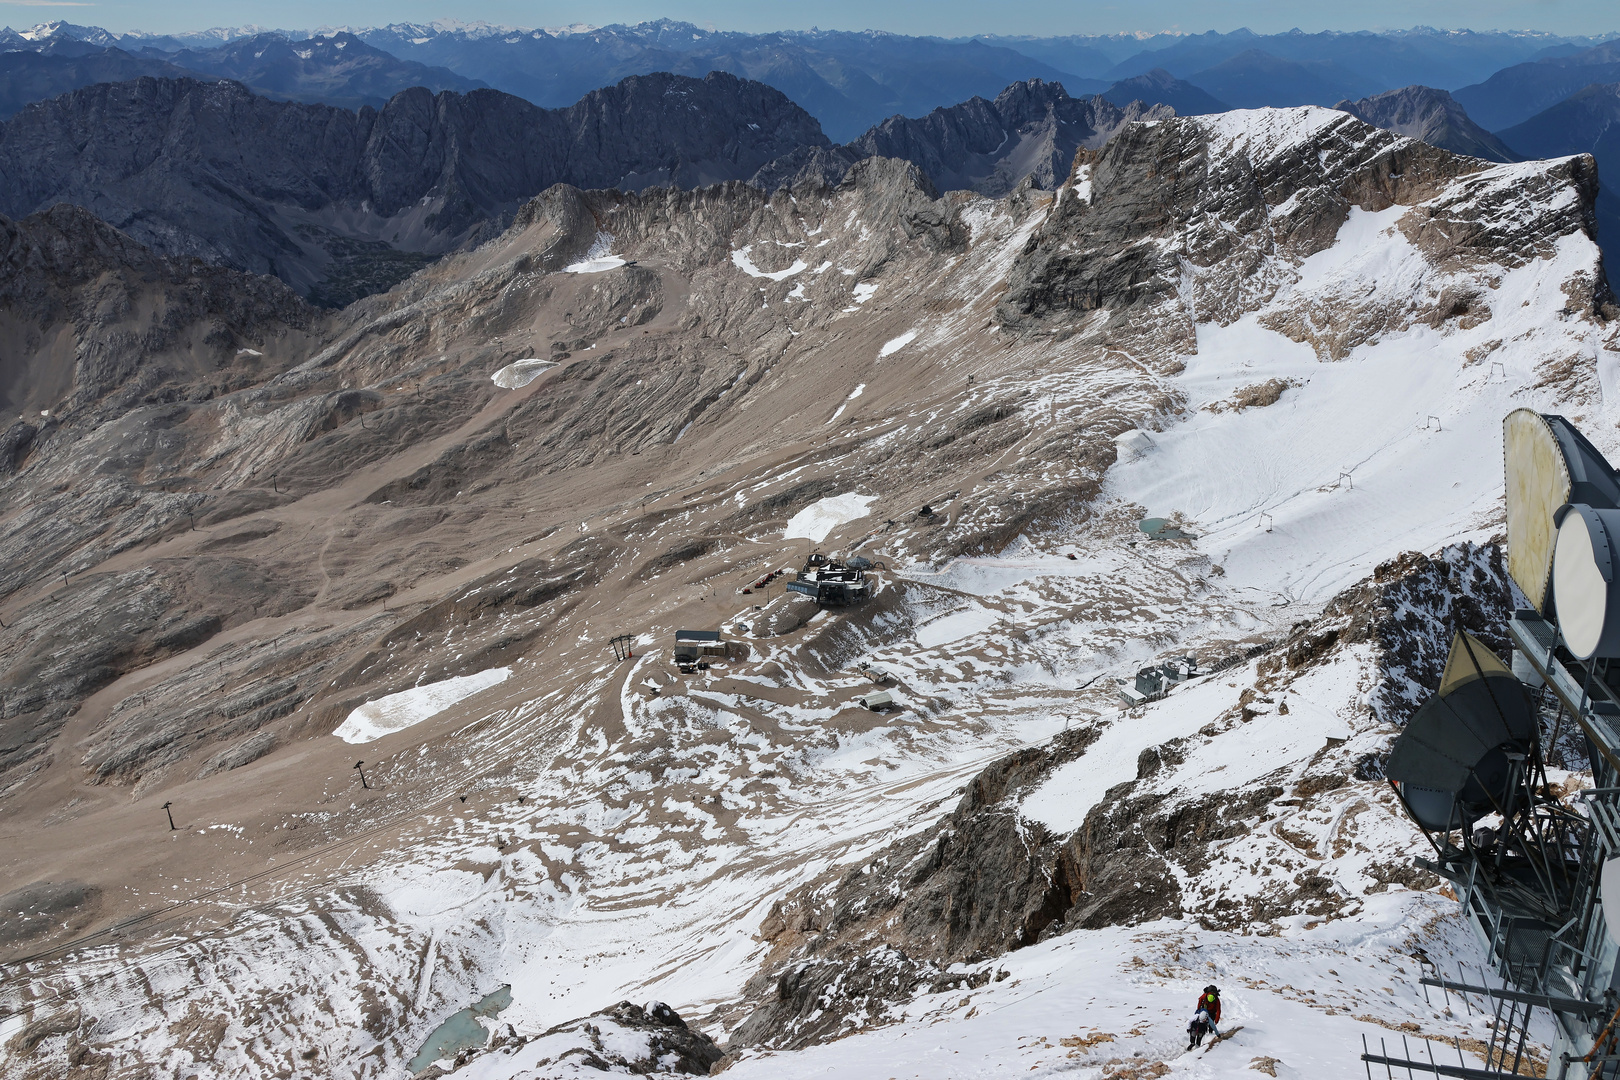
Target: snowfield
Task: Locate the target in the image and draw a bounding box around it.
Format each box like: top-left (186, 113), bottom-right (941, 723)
top-left (563, 232), bottom-right (627, 273)
top-left (335, 667), bottom-right (513, 743)
top-left (783, 492), bottom-right (878, 543)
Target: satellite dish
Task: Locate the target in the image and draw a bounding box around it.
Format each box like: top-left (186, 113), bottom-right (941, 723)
top-left (1553, 504), bottom-right (1620, 658)
top-left (1603, 858), bottom-right (1620, 945)
top-left (1387, 632), bottom-right (1536, 831)
top-left (1503, 409), bottom-right (1620, 615)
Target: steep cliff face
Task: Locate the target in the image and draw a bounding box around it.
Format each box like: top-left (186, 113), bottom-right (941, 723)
top-left (1000, 107), bottom-right (1607, 358)
top-left (844, 80), bottom-right (1173, 197)
top-left (754, 80), bottom-right (1171, 198)
top-left (0, 71), bottom-right (829, 302)
top-left (1335, 86), bottom-right (1518, 163)
top-left (1498, 83), bottom-right (1620, 289)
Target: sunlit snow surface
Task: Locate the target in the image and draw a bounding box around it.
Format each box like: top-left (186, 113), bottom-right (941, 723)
top-left (490, 359), bottom-right (556, 388)
top-left (1111, 214), bottom-right (1614, 604)
top-left (731, 245), bottom-right (808, 281)
top-left (782, 492), bottom-right (878, 542)
top-left (879, 329), bottom-right (918, 357)
top-left (334, 668), bottom-right (512, 743)
top-left (563, 232), bottom-right (626, 273)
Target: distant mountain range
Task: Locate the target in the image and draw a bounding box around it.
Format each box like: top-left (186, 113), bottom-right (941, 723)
top-left (1102, 69), bottom-right (1227, 115)
top-left (4, 20), bottom-right (1615, 140)
top-left (145, 32), bottom-right (486, 109)
top-left (1453, 39), bottom-right (1620, 130)
top-left (0, 28), bottom-right (482, 116)
top-left (1185, 49), bottom-right (1379, 109)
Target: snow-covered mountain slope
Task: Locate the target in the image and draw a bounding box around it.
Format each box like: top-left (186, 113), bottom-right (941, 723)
top-left (0, 107), bottom-right (1615, 1079)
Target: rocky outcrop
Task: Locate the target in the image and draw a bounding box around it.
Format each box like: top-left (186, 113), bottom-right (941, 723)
top-left (422, 1001), bottom-right (724, 1078)
top-left (1336, 86), bottom-right (1518, 163)
top-left (755, 80), bottom-right (1171, 197)
top-left (998, 107), bottom-right (1607, 358)
top-left (729, 727), bottom-right (1099, 1050)
top-left (843, 80), bottom-right (1173, 197)
top-left (0, 71), bottom-right (829, 301)
top-left (1497, 83), bottom-right (1620, 287)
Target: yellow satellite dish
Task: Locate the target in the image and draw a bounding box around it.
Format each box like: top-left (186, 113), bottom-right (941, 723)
top-left (1503, 409), bottom-right (1620, 615)
top-left (1504, 410), bottom-right (1570, 613)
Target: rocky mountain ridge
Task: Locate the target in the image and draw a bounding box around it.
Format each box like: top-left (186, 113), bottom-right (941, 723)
top-left (0, 72), bottom-right (1183, 306)
top-left (0, 70), bottom-right (828, 304)
top-left (757, 80), bottom-right (1174, 198)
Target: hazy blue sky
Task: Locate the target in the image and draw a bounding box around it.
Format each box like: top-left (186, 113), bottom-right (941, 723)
top-left (3, 0), bottom-right (1616, 38)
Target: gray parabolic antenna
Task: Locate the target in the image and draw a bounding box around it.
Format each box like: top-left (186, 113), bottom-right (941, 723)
top-left (1603, 858), bottom-right (1620, 945)
top-left (1386, 633), bottom-right (1535, 831)
top-left (1553, 503), bottom-right (1620, 659)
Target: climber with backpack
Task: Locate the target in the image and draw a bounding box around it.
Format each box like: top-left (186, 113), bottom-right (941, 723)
top-left (1187, 985), bottom-right (1221, 1049)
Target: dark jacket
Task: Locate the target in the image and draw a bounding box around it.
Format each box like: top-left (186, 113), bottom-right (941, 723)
top-left (1196, 992), bottom-right (1221, 1023)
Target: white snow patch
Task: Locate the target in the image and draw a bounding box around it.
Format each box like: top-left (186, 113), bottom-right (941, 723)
top-left (562, 233), bottom-right (625, 273)
top-left (783, 493), bottom-right (877, 543)
top-left (1110, 207), bottom-right (1607, 604)
top-left (731, 245), bottom-right (807, 281)
top-left (852, 282), bottom-right (878, 303)
top-left (878, 330), bottom-right (917, 357)
top-left (490, 359), bottom-right (556, 389)
top-left (334, 668), bottom-right (511, 744)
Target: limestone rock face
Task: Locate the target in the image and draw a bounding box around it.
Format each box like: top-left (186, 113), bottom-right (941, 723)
top-left (0, 71), bottom-right (828, 301)
top-left (1000, 107), bottom-right (1607, 361)
top-left (753, 79), bottom-right (1172, 198)
top-left (844, 79), bottom-right (1174, 197)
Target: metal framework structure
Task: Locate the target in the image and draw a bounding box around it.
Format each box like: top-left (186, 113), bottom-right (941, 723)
top-left (1367, 612), bottom-right (1620, 1079)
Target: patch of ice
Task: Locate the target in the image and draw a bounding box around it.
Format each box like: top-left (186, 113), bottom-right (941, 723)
top-left (563, 232), bottom-right (626, 273)
top-left (852, 282), bottom-right (878, 303)
top-left (878, 330), bottom-right (917, 357)
top-left (490, 359), bottom-right (556, 389)
top-left (783, 492), bottom-right (878, 543)
top-left (731, 245), bottom-right (808, 281)
top-left (334, 668), bottom-right (511, 744)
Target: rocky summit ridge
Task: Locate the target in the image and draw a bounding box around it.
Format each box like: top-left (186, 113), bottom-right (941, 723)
top-left (0, 105), bottom-right (1615, 1079)
top-left (0, 70), bottom-right (828, 305)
